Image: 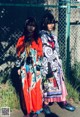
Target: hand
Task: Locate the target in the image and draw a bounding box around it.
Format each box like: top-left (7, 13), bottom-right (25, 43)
top-left (18, 69), bottom-right (21, 75)
top-left (36, 71), bottom-right (40, 76)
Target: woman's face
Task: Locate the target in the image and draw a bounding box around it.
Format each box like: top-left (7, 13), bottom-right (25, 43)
top-left (47, 23), bottom-right (54, 31)
top-left (27, 25), bottom-right (35, 33)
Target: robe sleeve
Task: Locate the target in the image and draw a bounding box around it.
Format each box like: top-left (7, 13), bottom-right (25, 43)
top-left (37, 38), bottom-right (43, 57)
top-left (16, 36), bottom-right (25, 57)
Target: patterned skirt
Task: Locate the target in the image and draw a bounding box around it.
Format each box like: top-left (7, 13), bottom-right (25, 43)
top-left (43, 68), bottom-right (68, 103)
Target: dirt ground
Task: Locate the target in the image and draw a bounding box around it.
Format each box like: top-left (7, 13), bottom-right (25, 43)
top-left (8, 103), bottom-right (80, 117)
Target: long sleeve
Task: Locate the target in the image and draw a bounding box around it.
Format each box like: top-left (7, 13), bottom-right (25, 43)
top-left (37, 38), bottom-right (43, 57)
top-left (54, 36), bottom-right (60, 56)
top-left (36, 38), bottom-right (43, 71)
top-left (40, 34), bottom-right (50, 46)
top-left (16, 36), bottom-right (25, 57)
top-left (15, 36), bottom-right (25, 68)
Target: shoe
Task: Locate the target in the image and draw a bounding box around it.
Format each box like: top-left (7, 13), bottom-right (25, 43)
top-left (23, 114), bottom-right (30, 117)
top-left (63, 103), bottom-right (76, 111)
top-left (31, 113), bottom-right (38, 117)
top-left (58, 102), bottom-right (76, 112)
top-left (43, 105), bottom-right (51, 114)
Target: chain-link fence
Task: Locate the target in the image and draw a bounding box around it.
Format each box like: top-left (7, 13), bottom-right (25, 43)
top-left (0, 0), bottom-right (58, 82)
top-left (70, 1), bottom-right (80, 64)
top-left (0, 0), bottom-right (80, 83)
top-left (69, 1), bottom-right (80, 86)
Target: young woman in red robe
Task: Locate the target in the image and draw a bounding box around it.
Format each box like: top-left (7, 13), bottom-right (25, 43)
top-left (16, 17), bottom-right (43, 117)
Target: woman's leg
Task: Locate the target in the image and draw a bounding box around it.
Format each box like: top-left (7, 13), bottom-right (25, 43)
top-left (43, 101), bottom-right (51, 114)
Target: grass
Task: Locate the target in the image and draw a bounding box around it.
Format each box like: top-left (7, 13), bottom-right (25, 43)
top-left (0, 81), bottom-right (20, 110)
top-left (66, 80), bottom-right (80, 103)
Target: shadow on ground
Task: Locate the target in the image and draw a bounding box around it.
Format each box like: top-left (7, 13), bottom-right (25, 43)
top-left (45, 112), bottom-right (59, 117)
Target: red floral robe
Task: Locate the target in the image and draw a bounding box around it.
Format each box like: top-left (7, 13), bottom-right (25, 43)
top-left (16, 36), bottom-right (43, 114)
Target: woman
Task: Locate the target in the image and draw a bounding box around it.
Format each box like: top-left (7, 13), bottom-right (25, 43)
top-left (40, 11), bottom-right (75, 114)
top-left (16, 17), bottom-right (43, 117)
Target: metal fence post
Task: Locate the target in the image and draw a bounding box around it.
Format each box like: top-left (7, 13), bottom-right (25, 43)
top-left (66, 0), bottom-right (71, 79)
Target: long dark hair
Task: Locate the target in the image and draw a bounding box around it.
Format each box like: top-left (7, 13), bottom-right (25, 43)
top-left (41, 12), bottom-right (56, 30)
top-left (23, 17), bottom-right (39, 43)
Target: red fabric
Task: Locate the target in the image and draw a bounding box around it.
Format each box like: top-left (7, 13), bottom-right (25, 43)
top-left (16, 36), bottom-right (25, 57)
top-left (23, 73), bottom-right (42, 113)
top-left (23, 77), bottom-right (31, 113)
top-left (53, 78), bottom-right (58, 87)
top-left (23, 72), bottom-right (32, 114)
top-left (31, 38), bottom-right (43, 57)
top-left (16, 36), bottom-right (43, 57)
top-left (31, 80), bottom-right (42, 112)
top-left (48, 41), bottom-right (55, 48)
